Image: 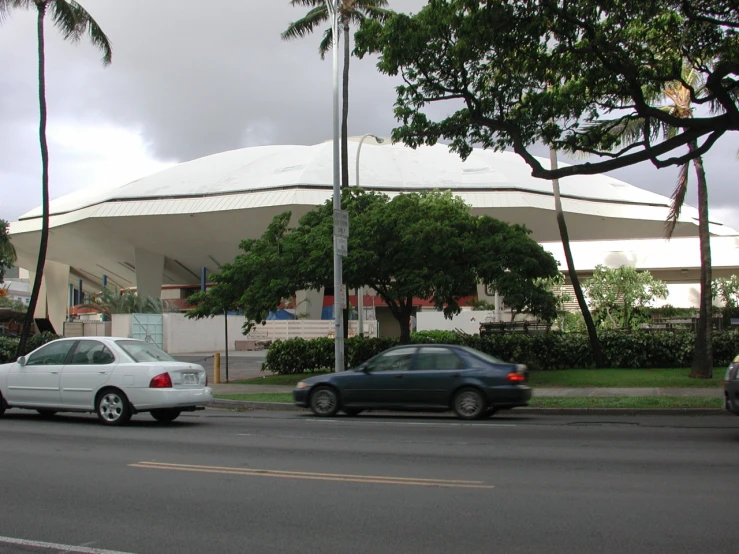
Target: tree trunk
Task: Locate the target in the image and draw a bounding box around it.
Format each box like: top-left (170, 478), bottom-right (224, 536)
top-left (341, 22), bottom-right (350, 189)
top-left (17, 5), bottom-right (50, 358)
top-left (549, 148), bottom-right (604, 367)
top-left (398, 310), bottom-right (412, 344)
top-left (689, 145), bottom-right (713, 378)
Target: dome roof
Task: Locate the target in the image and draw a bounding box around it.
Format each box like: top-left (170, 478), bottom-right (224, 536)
top-left (21, 138), bottom-right (679, 219)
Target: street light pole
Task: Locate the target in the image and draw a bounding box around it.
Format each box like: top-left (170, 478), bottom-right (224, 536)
top-left (355, 134), bottom-right (384, 337)
top-left (326, 0), bottom-right (344, 372)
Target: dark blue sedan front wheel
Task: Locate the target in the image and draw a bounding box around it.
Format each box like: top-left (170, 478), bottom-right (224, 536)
top-left (453, 387), bottom-right (487, 420)
top-left (309, 386), bottom-right (340, 417)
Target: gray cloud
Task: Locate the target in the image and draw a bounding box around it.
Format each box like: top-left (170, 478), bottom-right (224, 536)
top-left (1, 0), bottom-right (737, 231)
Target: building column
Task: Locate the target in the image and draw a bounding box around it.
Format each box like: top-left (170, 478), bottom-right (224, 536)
top-left (296, 287), bottom-right (324, 319)
top-left (30, 261), bottom-right (70, 335)
top-left (134, 247), bottom-right (164, 299)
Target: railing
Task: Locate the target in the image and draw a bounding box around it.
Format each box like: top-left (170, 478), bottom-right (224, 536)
top-left (479, 320), bottom-right (551, 335)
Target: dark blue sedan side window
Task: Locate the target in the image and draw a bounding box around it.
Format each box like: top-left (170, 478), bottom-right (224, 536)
top-left (457, 350), bottom-right (494, 370)
top-left (415, 347), bottom-right (466, 370)
top-left (367, 347), bottom-right (417, 372)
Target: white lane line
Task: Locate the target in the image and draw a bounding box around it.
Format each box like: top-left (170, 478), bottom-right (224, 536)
top-left (309, 419), bottom-right (516, 427)
top-left (0, 536), bottom-right (136, 554)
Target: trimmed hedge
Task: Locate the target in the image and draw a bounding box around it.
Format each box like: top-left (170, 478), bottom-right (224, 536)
top-left (262, 330), bottom-right (739, 374)
top-left (0, 332), bottom-right (61, 364)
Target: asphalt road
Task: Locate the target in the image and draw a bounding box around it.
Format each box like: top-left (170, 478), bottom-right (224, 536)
top-left (0, 409), bottom-right (737, 554)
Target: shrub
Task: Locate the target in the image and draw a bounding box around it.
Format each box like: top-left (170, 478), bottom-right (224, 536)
top-left (0, 332), bottom-right (61, 364)
top-left (261, 330), bottom-right (739, 374)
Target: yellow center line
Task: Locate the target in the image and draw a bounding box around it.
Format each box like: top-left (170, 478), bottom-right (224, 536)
top-left (128, 462), bottom-right (494, 489)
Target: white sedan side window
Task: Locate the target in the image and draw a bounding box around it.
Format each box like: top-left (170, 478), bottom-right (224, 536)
top-left (26, 341), bottom-right (75, 366)
top-left (68, 340), bottom-right (115, 365)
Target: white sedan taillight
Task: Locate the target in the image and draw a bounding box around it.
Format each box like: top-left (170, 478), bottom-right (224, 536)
top-left (149, 372), bottom-right (173, 388)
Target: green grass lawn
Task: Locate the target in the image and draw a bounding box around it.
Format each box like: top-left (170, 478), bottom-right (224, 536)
top-left (528, 368), bottom-right (725, 388)
top-left (233, 372), bottom-right (330, 386)
top-left (215, 393), bottom-right (723, 409)
top-left (233, 368), bottom-right (725, 388)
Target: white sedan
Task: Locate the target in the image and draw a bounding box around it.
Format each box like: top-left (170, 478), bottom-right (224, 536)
top-left (0, 337), bottom-right (213, 425)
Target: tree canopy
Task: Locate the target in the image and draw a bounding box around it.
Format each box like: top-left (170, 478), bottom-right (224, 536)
top-left (0, 219), bottom-right (16, 283)
top-left (187, 189), bottom-right (560, 342)
top-left (354, 0), bottom-right (739, 178)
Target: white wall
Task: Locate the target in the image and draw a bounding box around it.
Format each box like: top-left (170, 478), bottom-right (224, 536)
top-left (111, 314), bottom-right (132, 338)
top-left (159, 314), bottom-right (378, 354)
top-left (417, 310), bottom-right (498, 335)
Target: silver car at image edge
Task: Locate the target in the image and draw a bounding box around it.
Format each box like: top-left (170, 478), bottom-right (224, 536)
top-left (0, 337), bottom-right (213, 425)
top-left (725, 354), bottom-right (739, 415)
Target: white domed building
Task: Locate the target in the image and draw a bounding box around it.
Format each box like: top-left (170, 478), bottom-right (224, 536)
top-left (8, 137), bottom-right (739, 338)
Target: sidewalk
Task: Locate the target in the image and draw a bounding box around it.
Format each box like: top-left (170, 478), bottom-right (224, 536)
top-left (209, 383), bottom-right (724, 397)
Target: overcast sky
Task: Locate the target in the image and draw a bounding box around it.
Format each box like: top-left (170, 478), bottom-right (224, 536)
top-left (1, 0), bottom-right (737, 231)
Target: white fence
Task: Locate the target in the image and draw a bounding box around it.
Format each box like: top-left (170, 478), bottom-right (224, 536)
top-left (63, 321), bottom-right (112, 338)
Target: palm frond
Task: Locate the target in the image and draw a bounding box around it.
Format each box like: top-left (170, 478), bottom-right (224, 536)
top-left (318, 27), bottom-right (334, 58)
top-left (289, 0), bottom-right (324, 7)
top-left (49, 0), bottom-right (112, 65)
top-left (665, 163), bottom-right (689, 238)
top-left (282, 6), bottom-right (329, 41)
top-left (0, 0), bottom-right (33, 23)
top-left (349, 5), bottom-right (394, 24)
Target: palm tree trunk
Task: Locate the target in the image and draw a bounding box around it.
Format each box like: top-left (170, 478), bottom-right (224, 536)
top-left (341, 21), bottom-right (350, 190)
top-left (689, 143), bottom-right (713, 378)
top-left (549, 147), bottom-right (604, 367)
top-left (341, 20), bottom-right (351, 339)
top-left (17, 4), bottom-right (50, 358)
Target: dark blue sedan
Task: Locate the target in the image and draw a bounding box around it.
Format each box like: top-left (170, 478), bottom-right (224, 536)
top-left (293, 344), bottom-right (531, 419)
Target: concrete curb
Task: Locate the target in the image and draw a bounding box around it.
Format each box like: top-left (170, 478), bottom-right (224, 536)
top-left (211, 399), bottom-right (729, 416)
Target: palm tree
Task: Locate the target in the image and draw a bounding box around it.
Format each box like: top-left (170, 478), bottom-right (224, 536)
top-left (584, 63), bottom-right (714, 378)
top-left (548, 149), bottom-right (605, 367)
top-left (0, 219), bottom-right (18, 282)
top-left (0, 0), bottom-right (112, 357)
top-left (282, 0), bottom-right (392, 190)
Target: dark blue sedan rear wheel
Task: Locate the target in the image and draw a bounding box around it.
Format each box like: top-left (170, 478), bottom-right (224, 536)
top-left (309, 386), bottom-right (339, 417)
top-left (453, 387), bottom-right (487, 420)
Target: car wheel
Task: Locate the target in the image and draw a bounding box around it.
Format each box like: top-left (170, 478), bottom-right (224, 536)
top-left (343, 408), bottom-right (363, 417)
top-left (0, 393), bottom-right (6, 417)
top-left (96, 389), bottom-right (132, 426)
top-left (150, 409), bottom-right (182, 423)
top-left (453, 387), bottom-right (487, 420)
top-left (36, 410), bottom-right (58, 418)
top-left (309, 386), bottom-right (339, 417)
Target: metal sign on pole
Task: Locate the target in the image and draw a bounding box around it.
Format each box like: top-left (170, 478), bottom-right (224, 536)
top-left (335, 235), bottom-right (348, 257)
top-left (333, 209), bottom-right (349, 237)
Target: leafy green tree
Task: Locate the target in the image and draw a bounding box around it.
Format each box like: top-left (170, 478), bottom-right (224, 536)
top-left (355, 0), bottom-right (738, 178)
top-left (584, 265), bottom-right (669, 330)
top-left (282, 0), bottom-right (392, 190)
top-left (1, 0), bottom-right (112, 357)
top-left (188, 189), bottom-right (560, 343)
top-left (0, 219), bottom-right (17, 282)
top-left (712, 275), bottom-right (739, 308)
top-left (0, 296), bottom-right (28, 312)
top-left (354, 0), bottom-right (739, 366)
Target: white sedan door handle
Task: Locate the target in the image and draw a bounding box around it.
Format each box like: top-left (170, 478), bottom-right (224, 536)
top-left (98, 371), bottom-right (108, 374)
top-left (49, 371), bottom-right (59, 374)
